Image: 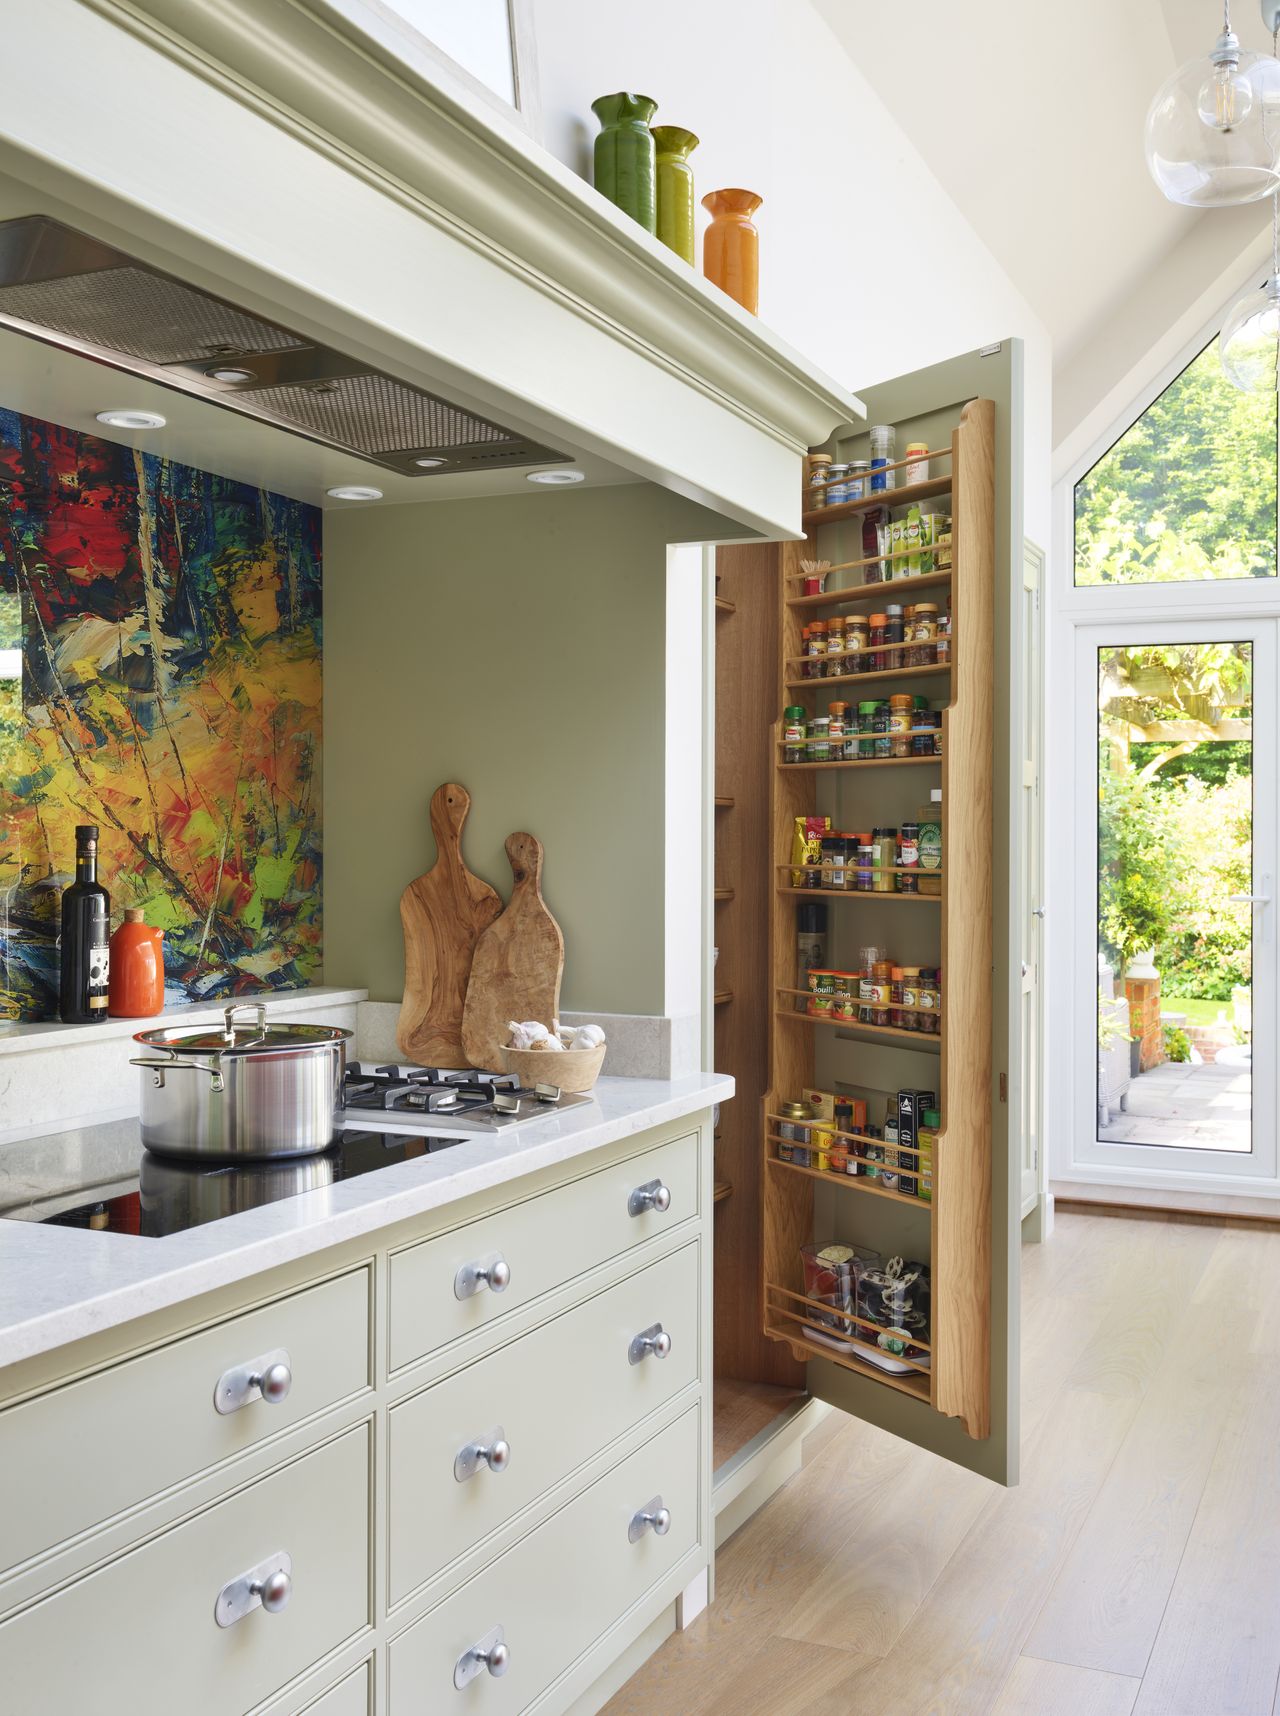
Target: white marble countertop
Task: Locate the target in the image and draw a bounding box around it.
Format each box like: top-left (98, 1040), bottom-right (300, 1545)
top-left (0, 1073), bottom-right (733, 1372)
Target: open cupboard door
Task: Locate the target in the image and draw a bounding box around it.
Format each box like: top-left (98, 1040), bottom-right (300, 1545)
top-left (760, 345), bottom-right (1025, 1486)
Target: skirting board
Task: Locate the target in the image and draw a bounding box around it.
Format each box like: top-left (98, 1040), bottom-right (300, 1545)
top-left (1052, 1179), bottom-right (1280, 1228)
top-left (713, 1396), bottom-right (829, 1547)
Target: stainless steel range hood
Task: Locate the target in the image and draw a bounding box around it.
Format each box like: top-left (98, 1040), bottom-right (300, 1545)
top-left (0, 215), bottom-right (567, 477)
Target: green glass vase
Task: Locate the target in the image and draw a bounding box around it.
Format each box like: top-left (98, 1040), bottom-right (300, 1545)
top-left (653, 126), bottom-right (699, 264)
top-left (591, 92), bottom-right (658, 234)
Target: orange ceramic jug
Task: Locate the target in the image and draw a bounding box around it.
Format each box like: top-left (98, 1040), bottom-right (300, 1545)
top-left (108, 908), bottom-right (164, 1017)
top-left (702, 188), bottom-right (762, 315)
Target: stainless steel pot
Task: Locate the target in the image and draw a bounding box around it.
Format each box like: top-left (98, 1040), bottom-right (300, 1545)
top-left (132, 1002), bottom-right (351, 1159)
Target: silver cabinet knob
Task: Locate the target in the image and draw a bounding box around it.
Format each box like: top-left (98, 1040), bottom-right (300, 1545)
top-left (254, 1569), bottom-right (292, 1613)
top-left (213, 1348), bottom-right (292, 1415)
top-left (215, 1551), bottom-right (292, 1627)
top-left (628, 1495), bottom-right (671, 1542)
top-left (454, 1626), bottom-right (510, 1688)
top-left (628, 1178), bottom-right (672, 1217)
top-left (628, 1323), bottom-right (671, 1365)
top-left (255, 1361), bottom-right (292, 1404)
top-left (454, 1426), bottom-right (511, 1483)
top-left (454, 1254), bottom-right (512, 1300)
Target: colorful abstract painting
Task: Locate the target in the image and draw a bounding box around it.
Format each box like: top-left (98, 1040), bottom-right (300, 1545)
top-left (0, 410), bottom-right (322, 1022)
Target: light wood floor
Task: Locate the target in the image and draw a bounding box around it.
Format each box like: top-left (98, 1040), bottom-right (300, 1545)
top-left (602, 1210), bottom-right (1280, 1716)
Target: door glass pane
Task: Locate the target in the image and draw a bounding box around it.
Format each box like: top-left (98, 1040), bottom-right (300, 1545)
top-left (1075, 338), bottom-right (1277, 585)
top-left (1096, 642), bottom-right (1252, 1151)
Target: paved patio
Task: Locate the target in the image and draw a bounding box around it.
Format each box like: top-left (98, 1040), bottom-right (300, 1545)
top-left (1099, 1047), bottom-right (1252, 1153)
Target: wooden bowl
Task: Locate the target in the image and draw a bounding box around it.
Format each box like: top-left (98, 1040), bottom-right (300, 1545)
top-left (500, 1042), bottom-right (606, 1094)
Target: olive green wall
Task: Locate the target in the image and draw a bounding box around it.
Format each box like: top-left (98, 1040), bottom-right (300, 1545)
top-left (323, 484), bottom-right (720, 1017)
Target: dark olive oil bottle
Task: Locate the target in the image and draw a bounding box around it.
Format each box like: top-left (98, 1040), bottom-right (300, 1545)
top-left (59, 825), bottom-right (111, 1023)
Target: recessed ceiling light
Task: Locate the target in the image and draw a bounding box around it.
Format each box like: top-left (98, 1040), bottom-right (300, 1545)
top-left (413, 456), bottom-right (446, 469)
top-left (526, 468), bottom-right (585, 485)
top-left (206, 366), bottom-right (256, 383)
top-left (326, 485), bottom-right (383, 501)
top-left (95, 409), bottom-right (166, 430)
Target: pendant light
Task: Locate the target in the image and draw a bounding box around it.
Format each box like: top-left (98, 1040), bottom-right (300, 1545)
top-left (1146, 0), bottom-right (1280, 206)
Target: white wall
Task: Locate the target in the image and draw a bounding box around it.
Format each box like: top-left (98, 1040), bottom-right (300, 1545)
top-left (530, 0), bottom-right (1052, 544)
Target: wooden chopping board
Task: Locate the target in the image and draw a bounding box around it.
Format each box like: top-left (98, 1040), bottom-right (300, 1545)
top-left (397, 783), bottom-right (503, 1067)
top-left (461, 832), bottom-right (565, 1071)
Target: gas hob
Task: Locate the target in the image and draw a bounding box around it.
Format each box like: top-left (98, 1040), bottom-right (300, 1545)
top-left (337, 1062), bottom-right (595, 1132)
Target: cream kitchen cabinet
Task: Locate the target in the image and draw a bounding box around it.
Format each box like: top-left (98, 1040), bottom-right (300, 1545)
top-left (0, 1110), bottom-right (713, 1716)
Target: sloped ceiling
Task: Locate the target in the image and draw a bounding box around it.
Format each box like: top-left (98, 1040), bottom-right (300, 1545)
top-left (814, 0), bottom-right (1272, 433)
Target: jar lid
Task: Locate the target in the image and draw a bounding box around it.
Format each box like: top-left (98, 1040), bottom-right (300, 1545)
top-left (886, 603), bottom-right (903, 615)
top-left (891, 967), bottom-right (905, 979)
top-left (890, 694), bottom-right (913, 708)
top-left (808, 452), bottom-right (833, 465)
top-left (784, 706), bottom-right (806, 719)
top-left (900, 965), bottom-right (921, 975)
top-left (868, 612), bottom-right (887, 625)
top-left (905, 441), bottom-right (929, 453)
top-left (923, 1110), bottom-right (941, 1126)
top-left (914, 602), bottom-right (938, 614)
top-left (779, 1100), bottom-right (815, 1118)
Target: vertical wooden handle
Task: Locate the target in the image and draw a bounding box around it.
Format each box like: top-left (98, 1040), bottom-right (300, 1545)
top-left (505, 832), bottom-right (543, 889)
top-left (430, 783), bottom-right (471, 862)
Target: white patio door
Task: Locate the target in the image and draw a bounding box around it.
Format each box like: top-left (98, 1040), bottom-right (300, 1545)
top-left (1071, 617), bottom-right (1278, 1188)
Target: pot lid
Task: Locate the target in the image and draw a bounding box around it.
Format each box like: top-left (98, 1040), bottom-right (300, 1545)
top-left (134, 1003), bottom-right (351, 1056)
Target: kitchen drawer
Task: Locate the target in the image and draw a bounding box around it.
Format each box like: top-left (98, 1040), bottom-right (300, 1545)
top-left (389, 1406), bottom-right (699, 1716)
top-left (388, 1132), bottom-right (697, 1373)
top-left (298, 1660), bottom-right (371, 1716)
top-left (0, 1266), bottom-right (369, 1577)
top-left (0, 1421), bottom-right (371, 1716)
top-left (389, 1241), bottom-right (699, 1605)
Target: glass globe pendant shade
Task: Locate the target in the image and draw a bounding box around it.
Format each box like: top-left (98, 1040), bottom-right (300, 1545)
top-left (1146, 32), bottom-right (1280, 206)
top-left (1220, 273), bottom-right (1280, 389)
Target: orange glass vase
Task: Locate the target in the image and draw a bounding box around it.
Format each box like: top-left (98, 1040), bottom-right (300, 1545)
top-left (108, 908), bottom-right (165, 1017)
top-left (702, 188), bottom-right (762, 315)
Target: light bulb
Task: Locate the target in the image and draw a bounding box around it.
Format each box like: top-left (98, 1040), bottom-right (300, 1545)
top-left (1220, 275), bottom-right (1280, 391)
top-left (1198, 56), bottom-right (1253, 130)
top-left (1146, 32), bottom-right (1280, 206)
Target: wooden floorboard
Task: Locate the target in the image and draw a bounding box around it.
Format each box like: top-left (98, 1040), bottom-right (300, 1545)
top-left (712, 1378), bottom-right (806, 1472)
top-left (599, 1212), bottom-right (1280, 1716)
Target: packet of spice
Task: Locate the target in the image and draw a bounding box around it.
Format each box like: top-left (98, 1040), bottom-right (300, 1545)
top-left (790, 815), bottom-right (830, 886)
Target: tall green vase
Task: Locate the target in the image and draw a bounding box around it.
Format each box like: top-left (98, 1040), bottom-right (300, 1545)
top-left (653, 126), bottom-right (699, 264)
top-left (591, 92), bottom-right (658, 234)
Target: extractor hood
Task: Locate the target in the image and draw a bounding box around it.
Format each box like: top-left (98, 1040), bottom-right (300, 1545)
top-left (0, 215), bottom-right (568, 477)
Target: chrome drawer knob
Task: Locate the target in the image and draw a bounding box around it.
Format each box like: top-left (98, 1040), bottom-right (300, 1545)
top-left (255, 1569), bottom-right (292, 1613)
top-left (628, 1495), bottom-right (671, 1542)
top-left (628, 1179), bottom-right (672, 1217)
top-left (215, 1551), bottom-right (292, 1627)
top-left (628, 1323), bottom-right (671, 1365)
top-left (255, 1361), bottom-right (293, 1404)
top-left (454, 1427), bottom-right (511, 1483)
top-left (213, 1348), bottom-right (292, 1415)
top-left (454, 1626), bottom-right (510, 1688)
top-left (454, 1254), bottom-right (511, 1300)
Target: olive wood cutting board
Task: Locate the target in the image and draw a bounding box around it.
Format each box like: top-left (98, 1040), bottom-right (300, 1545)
top-left (461, 832), bottom-right (565, 1072)
top-left (397, 783), bottom-right (503, 1067)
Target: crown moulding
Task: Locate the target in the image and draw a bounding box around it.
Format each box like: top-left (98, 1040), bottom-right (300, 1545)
top-left (26, 0), bottom-right (862, 536)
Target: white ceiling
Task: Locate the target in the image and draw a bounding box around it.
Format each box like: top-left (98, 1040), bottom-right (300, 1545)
top-left (812, 0), bottom-right (1273, 366)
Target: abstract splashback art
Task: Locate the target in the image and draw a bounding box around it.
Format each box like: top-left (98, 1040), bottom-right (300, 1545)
top-left (0, 410), bottom-right (322, 1022)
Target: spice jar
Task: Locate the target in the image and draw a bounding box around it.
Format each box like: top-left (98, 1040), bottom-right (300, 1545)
top-left (831, 971), bottom-right (856, 1019)
top-left (826, 463), bottom-right (852, 506)
top-left (872, 826), bottom-right (897, 891)
top-left (899, 965), bottom-right (921, 1032)
top-left (845, 616), bottom-right (869, 668)
top-left (828, 701), bottom-right (850, 760)
top-left (904, 441), bottom-right (929, 484)
top-left (777, 1098), bottom-right (814, 1167)
top-left (869, 424), bottom-right (896, 491)
top-left (807, 715), bottom-right (831, 763)
top-left (911, 603), bottom-right (938, 666)
top-left (855, 836), bottom-right (875, 890)
top-left (848, 459), bottom-right (871, 500)
top-left (821, 835), bottom-right (846, 890)
top-left (857, 701), bottom-right (878, 759)
top-left (808, 620), bottom-right (827, 665)
top-left (806, 454), bottom-right (832, 510)
top-left (918, 1110), bottom-right (938, 1201)
top-left (888, 694), bottom-right (913, 757)
top-left (868, 612), bottom-right (888, 673)
top-left (885, 604), bottom-right (905, 650)
top-left (784, 705), bottom-right (807, 764)
top-left (873, 701), bottom-right (893, 758)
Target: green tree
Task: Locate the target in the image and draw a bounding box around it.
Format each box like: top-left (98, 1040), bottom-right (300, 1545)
top-left (1075, 338), bottom-right (1276, 585)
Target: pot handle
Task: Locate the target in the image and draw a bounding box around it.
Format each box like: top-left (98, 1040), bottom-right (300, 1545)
top-left (222, 1002), bottom-right (267, 1047)
top-left (131, 1058), bottom-right (226, 1094)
